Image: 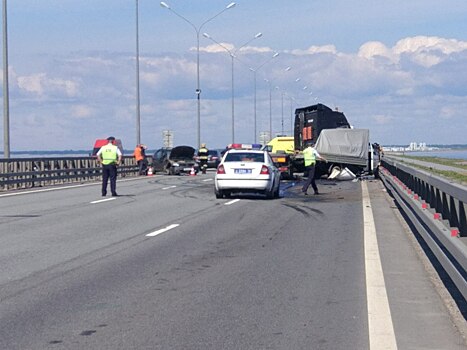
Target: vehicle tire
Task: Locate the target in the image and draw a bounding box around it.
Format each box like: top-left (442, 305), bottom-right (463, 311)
top-left (224, 191), bottom-right (231, 198)
top-left (215, 190), bottom-right (223, 199)
top-left (266, 185), bottom-right (275, 199)
top-left (373, 167), bottom-right (380, 179)
top-left (274, 183), bottom-right (280, 198)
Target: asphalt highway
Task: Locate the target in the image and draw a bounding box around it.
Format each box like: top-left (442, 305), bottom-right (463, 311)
top-left (0, 173), bottom-right (465, 349)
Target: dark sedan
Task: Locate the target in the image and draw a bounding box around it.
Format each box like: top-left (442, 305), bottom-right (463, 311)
top-left (152, 146), bottom-right (199, 175)
top-left (207, 149), bottom-right (223, 168)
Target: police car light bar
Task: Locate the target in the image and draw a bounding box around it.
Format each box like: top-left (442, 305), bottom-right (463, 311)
top-left (228, 143), bottom-right (262, 150)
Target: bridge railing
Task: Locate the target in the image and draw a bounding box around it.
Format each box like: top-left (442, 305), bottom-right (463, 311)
top-left (0, 156), bottom-right (152, 191)
top-left (382, 157), bottom-right (466, 237)
top-left (380, 157), bottom-right (467, 299)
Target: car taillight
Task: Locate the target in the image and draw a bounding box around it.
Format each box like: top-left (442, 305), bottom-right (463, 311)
top-left (260, 165), bottom-right (270, 175)
top-left (217, 164), bottom-right (226, 174)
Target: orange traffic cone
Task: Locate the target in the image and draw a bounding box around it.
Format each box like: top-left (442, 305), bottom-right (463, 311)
top-left (147, 166), bottom-right (154, 176)
top-left (189, 167), bottom-right (196, 176)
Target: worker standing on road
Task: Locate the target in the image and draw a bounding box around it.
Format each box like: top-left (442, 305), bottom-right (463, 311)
top-left (198, 143), bottom-right (209, 174)
top-left (301, 141), bottom-right (327, 195)
top-left (133, 144), bottom-right (148, 175)
top-left (97, 136), bottom-right (122, 197)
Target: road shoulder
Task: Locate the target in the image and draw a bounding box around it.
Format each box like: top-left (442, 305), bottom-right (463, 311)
top-left (366, 178), bottom-right (467, 349)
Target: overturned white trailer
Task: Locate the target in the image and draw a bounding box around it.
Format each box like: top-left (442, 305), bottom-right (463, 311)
top-left (314, 128), bottom-right (380, 179)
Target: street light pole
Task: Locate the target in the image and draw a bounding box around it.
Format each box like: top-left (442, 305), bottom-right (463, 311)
top-left (203, 32), bottom-right (262, 144)
top-left (264, 78), bottom-right (272, 139)
top-left (281, 90), bottom-right (284, 135)
top-left (249, 52), bottom-right (279, 143)
top-left (275, 86), bottom-right (286, 135)
top-left (160, 2), bottom-right (236, 148)
top-left (135, 0), bottom-right (141, 146)
top-left (2, 0), bottom-right (10, 158)
top-left (289, 95), bottom-right (296, 135)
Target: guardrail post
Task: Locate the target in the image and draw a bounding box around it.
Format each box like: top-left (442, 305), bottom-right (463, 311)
top-left (460, 203), bottom-right (466, 237)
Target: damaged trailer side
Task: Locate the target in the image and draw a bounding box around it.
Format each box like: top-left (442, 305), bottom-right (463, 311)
top-left (314, 128), bottom-right (379, 178)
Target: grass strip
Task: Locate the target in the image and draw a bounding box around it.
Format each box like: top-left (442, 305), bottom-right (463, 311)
top-left (394, 159), bottom-right (467, 185)
top-left (402, 155), bottom-right (467, 171)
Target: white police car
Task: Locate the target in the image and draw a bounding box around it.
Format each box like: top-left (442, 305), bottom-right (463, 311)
top-left (214, 146), bottom-right (281, 199)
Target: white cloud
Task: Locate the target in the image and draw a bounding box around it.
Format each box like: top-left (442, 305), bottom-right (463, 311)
top-left (16, 72), bottom-right (79, 97)
top-left (358, 41), bottom-right (397, 63)
top-left (200, 43), bottom-right (235, 53)
top-left (199, 44), bottom-right (272, 54)
top-left (394, 36), bottom-right (467, 55)
top-left (5, 35), bottom-right (467, 149)
top-left (290, 45), bottom-right (337, 56)
top-left (17, 73), bottom-right (46, 95)
top-left (359, 36), bottom-right (467, 68)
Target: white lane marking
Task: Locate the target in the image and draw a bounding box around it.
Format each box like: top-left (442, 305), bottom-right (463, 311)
top-left (90, 197), bottom-right (117, 204)
top-left (202, 178), bottom-right (213, 182)
top-left (162, 185), bottom-right (177, 190)
top-left (362, 181), bottom-right (398, 350)
top-left (0, 176), bottom-right (153, 198)
top-left (146, 224), bottom-right (180, 237)
top-left (225, 199), bottom-right (240, 206)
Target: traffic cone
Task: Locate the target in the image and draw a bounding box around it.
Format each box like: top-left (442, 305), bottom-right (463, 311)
top-left (147, 166), bottom-right (154, 176)
top-left (190, 167), bottom-right (196, 176)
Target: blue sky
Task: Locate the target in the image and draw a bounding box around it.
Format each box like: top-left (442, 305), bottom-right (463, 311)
top-left (2, 0), bottom-right (467, 150)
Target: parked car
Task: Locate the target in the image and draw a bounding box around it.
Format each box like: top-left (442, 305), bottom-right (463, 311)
top-left (214, 148), bottom-right (281, 199)
top-left (207, 149), bottom-right (223, 168)
top-left (194, 149), bottom-right (223, 169)
top-left (152, 146), bottom-right (199, 175)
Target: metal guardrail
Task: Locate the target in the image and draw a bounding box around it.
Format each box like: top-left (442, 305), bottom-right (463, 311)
top-left (382, 158), bottom-right (466, 236)
top-left (0, 156), bottom-right (152, 191)
top-left (380, 158), bottom-right (467, 299)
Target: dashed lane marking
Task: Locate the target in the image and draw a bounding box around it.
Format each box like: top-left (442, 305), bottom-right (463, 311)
top-left (202, 178), bottom-right (213, 182)
top-left (362, 181), bottom-right (398, 350)
top-left (90, 198), bottom-right (117, 204)
top-left (146, 224), bottom-right (180, 237)
top-left (162, 185), bottom-right (177, 190)
top-left (224, 199), bottom-right (240, 206)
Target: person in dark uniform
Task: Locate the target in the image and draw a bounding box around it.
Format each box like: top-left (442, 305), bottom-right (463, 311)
top-left (198, 143), bottom-right (209, 174)
top-left (97, 136), bottom-right (122, 196)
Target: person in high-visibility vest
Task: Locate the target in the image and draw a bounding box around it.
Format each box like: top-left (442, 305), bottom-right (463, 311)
top-left (301, 141), bottom-right (327, 195)
top-left (97, 136), bottom-right (122, 196)
top-left (133, 144), bottom-right (148, 175)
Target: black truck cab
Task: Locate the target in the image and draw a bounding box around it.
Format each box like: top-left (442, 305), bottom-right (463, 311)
top-left (294, 103), bottom-right (350, 151)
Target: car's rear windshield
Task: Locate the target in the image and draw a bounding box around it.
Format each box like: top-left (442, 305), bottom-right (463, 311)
top-left (224, 152), bottom-right (264, 162)
top-left (207, 150), bottom-right (218, 156)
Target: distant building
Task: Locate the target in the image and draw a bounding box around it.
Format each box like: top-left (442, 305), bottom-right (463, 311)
top-left (382, 142), bottom-right (438, 153)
